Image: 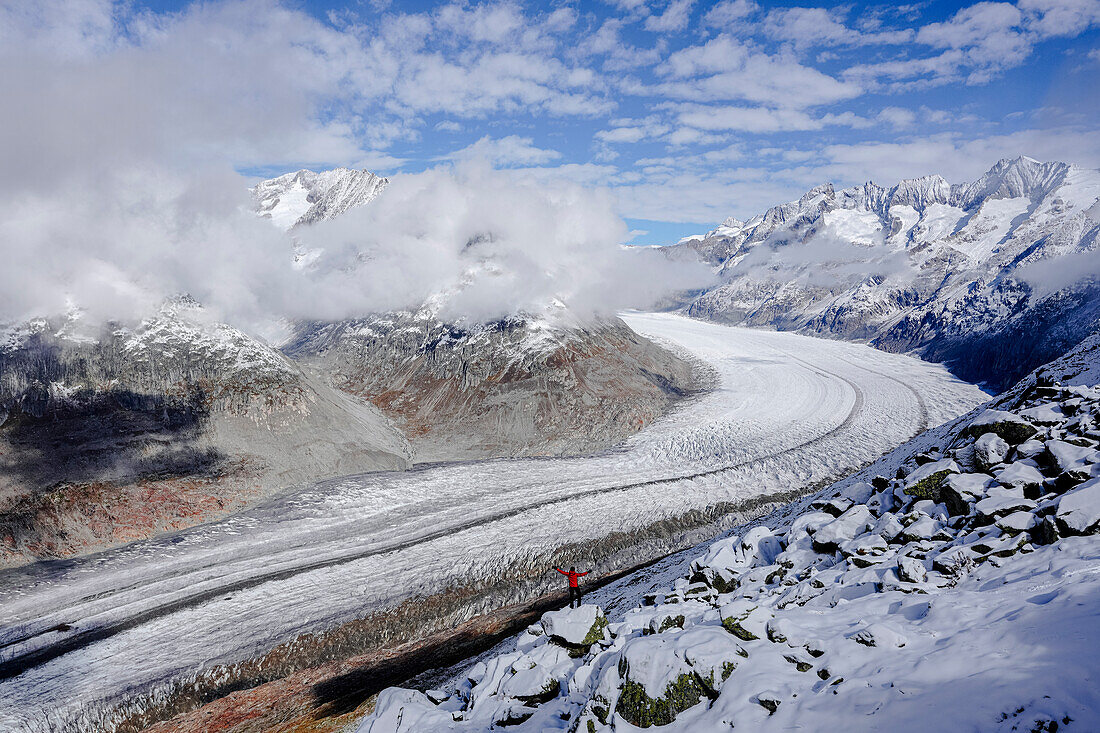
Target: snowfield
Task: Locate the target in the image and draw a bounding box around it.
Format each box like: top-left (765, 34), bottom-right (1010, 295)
top-left (0, 313), bottom-right (986, 732)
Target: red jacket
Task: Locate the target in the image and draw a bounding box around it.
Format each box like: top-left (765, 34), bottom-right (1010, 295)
top-left (556, 568), bottom-right (588, 587)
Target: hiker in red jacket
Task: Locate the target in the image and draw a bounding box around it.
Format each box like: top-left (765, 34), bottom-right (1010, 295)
top-left (556, 565), bottom-right (589, 608)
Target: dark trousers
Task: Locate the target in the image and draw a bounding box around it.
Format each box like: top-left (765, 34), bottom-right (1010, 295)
top-left (569, 586), bottom-right (582, 608)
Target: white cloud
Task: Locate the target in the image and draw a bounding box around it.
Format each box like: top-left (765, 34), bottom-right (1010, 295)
top-left (644, 0), bottom-right (695, 32)
top-left (674, 105), bottom-right (869, 132)
top-left (655, 35), bottom-right (862, 107)
top-left (595, 116), bottom-right (671, 143)
top-left (878, 106), bottom-right (918, 128)
top-left (1019, 0), bottom-right (1100, 38)
top-left (702, 0), bottom-right (759, 28)
top-left (809, 126), bottom-right (1100, 186)
top-left (442, 135), bottom-right (562, 166)
top-left (762, 7), bottom-right (914, 50)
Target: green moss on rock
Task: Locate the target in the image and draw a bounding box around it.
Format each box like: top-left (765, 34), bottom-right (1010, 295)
top-left (615, 674), bottom-right (705, 728)
top-left (658, 615), bottom-right (685, 633)
top-left (721, 608), bottom-right (760, 640)
top-left (964, 421), bottom-right (1037, 445)
top-left (904, 470), bottom-right (952, 501)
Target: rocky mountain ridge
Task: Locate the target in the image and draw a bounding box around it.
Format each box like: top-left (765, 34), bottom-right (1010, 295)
top-left (251, 167), bottom-right (388, 229)
top-left (675, 157), bottom-right (1100, 390)
top-left (0, 299), bottom-right (410, 566)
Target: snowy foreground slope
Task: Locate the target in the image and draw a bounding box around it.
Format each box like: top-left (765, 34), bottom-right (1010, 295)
top-left (361, 343), bottom-right (1100, 732)
top-left (0, 314), bottom-right (985, 732)
top-left (674, 157), bottom-right (1100, 391)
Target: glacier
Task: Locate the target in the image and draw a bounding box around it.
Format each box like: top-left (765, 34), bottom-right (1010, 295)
top-left (0, 313), bottom-right (986, 732)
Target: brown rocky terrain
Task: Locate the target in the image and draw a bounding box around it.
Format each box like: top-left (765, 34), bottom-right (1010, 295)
top-left (284, 312), bottom-right (698, 463)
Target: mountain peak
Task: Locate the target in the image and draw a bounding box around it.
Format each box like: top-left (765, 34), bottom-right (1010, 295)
top-left (252, 167), bottom-right (388, 229)
top-left (956, 156), bottom-right (1070, 210)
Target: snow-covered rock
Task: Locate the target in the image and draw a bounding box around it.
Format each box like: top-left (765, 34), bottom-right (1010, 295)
top-left (1055, 479), bottom-right (1100, 534)
top-left (973, 432), bottom-right (1010, 470)
top-left (675, 157), bottom-right (1100, 392)
top-left (540, 605), bottom-right (607, 654)
top-left (251, 167), bottom-right (388, 230)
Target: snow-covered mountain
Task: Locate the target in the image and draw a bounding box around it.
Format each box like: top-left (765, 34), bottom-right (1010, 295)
top-left (0, 168), bottom-right (698, 565)
top-left (0, 298), bottom-right (409, 567)
top-left (360, 324), bottom-right (1100, 733)
top-left (251, 167), bottom-right (388, 229)
top-left (674, 157), bottom-right (1100, 390)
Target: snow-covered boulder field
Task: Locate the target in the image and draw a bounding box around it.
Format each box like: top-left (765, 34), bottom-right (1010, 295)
top-left (358, 380), bottom-right (1100, 732)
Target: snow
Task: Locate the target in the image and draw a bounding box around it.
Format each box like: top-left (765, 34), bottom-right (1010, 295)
top-left (0, 313), bottom-right (987, 732)
top-left (821, 208), bottom-right (883, 246)
top-left (262, 177), bottom-right (313, 230)
top-left (1057, 479), bottom-right (1100, 533)
top-left (969, 408), bottom-right (1033, 430)
top-left (540, 606), bottom-right (602, 646)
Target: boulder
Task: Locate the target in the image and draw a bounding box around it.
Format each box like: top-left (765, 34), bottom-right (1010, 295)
top-left (1055, 478), bottom-right (1100, 534)
top-left (810, 504), bottom-right (875, 552)
top-left (941, 473), bottom-right (995, 515)
top-left (976, 494), bottom-right (1036, 520)
top-left (1019, 402), bottom-right (1064, 425)
top-left (964, 409), bottom-right (1038, 444)
top-left (896, 555), bottom-right (928, 584)
top-left (1045, 440), bottom-right (1099, 476)
top-left (541, 605), bottom-right (608, 656)
top-left (841, 481), bottom-right (875, 504)
top-left (1031, 515), bottom-right (1061, 545)
top-left (613, 636), bottom-right (707, 727)
top-left (903, 458), bottom-right (959, 501)
top-left (693, 526), bottom-right (784, 582)
top-left (872, 512), bottom-right (904, 541)
top-left (898, 515), bottom-right (940, 542)
top-left (720, 601), bottom-right (771, 641)
top-left (1015, 439), bottom-right (1046, 459)
top-left (994, 462), bottom-right (1045, 497)
top-left (973, 432), bottom-right (1009, 471)
top-left (995, 511), bottom-right (1037, 535)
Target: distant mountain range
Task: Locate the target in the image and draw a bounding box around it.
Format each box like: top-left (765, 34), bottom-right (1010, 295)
top-left (668, 157), bottom-right (1100, 390)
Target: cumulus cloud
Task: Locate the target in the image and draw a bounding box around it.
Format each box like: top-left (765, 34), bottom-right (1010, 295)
top-left (644, 0), bottom-right (695, 32)
top-left (702, 0), bottom-right (758, 28)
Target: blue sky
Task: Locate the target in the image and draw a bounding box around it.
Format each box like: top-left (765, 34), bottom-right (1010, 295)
top-left (6, 0), bottom-right (1100, 246)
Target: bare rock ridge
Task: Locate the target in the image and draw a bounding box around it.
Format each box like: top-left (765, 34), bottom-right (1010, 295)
top-left (672, 156), bottom-right (1100, 390)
